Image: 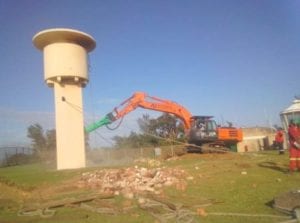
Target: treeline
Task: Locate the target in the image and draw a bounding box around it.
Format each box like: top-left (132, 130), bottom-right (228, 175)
top-left (5, 113), bottom-right (185, 166)
top-left (113, 113), bottom-right (186, 148)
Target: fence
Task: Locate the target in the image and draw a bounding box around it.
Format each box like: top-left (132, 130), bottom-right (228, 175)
top-left (0, 146), bottom-right (32, 166)
top-left (86, 145), bottom-right (186, 167)
top-left (0, 145), bottom-right (185, 167)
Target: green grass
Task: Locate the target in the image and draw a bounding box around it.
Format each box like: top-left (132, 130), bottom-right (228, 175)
top-left (0, 163), bottom-right (80, 190)
top-left (0, 150), bottom-right (299, 223)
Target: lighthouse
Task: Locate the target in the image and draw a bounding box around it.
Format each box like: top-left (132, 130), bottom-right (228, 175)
top-left (33, 28), bottom-right (96, 170)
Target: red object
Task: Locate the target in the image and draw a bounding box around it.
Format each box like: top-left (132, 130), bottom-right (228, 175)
top-left (297, 127), bottom-right (300, 169)
top-left (288, 124), bottom-right (300, 171)
top-left (275, 130), bottom-right (284, 143)
top-left (289, 148), bottom-right (298, 171)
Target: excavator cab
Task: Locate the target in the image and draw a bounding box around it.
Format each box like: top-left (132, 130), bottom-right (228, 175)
top-left (188, 116), bottom-right (243, 152)
top-left (188, 116), bottom-right (218, 144)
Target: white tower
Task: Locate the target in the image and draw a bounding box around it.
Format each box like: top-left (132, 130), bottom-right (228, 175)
top-left (33, 28), bottom-right (96, 170)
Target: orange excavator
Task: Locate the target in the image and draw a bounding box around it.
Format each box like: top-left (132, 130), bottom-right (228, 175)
top-left (85, 92), bottom-right (243, 152)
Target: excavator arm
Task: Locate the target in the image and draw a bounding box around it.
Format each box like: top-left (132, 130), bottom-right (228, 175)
top-left (85, 91), bottom-right (243, 152)
top-left (85, 92), bottom-right (192, 133)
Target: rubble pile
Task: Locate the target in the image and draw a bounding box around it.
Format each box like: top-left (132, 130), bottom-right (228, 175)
top-left (78, 166), bottom-right (188, 198)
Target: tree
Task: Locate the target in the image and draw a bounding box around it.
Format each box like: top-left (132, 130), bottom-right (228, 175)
top-left (138, 113), bottom-right (186, 143)
top-left (45, 129), bottom-right (56, 151)
top-left (27, 124), bottom-right (90, 162)
top-left (27, 123), bottom-right (56, 158)
top-left (111, 113), bottom-right (187, 148)
top-left (27, 123), bottom-right (47, 156)
top-left (113, 131), bottom-right (140, 148)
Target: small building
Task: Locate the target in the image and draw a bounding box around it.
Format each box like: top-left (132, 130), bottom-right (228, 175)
top-left (237, 98), bottom-right (300, 153)
top-left (237, 127), bottom-right (276, 152)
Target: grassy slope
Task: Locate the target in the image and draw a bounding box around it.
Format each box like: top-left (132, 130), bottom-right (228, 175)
top-left (0, 150), bottom-right (299, 223)
top-left (168, 152), bottom-right (298, 222)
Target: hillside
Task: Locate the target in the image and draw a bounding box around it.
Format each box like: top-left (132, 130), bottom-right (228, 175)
top-left (0, 150), bottom-right (299, 223)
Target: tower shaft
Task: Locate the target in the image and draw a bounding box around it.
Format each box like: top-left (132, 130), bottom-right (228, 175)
top-left (54, 83), bottom-right (85, 169)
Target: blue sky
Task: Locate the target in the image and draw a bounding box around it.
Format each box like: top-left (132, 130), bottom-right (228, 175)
top-left (1, 0), bottom-right (300, 146)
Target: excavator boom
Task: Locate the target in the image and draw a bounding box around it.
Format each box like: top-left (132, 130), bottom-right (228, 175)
top-left (85, 92), bottom-right (192, 133)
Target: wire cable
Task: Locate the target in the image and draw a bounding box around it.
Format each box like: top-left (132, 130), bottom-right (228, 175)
top-left (61, 97), bottom-right (114, 147)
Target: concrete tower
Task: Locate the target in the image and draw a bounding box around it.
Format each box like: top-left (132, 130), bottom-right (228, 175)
top-left (33, 28), bottom-right (96, 170)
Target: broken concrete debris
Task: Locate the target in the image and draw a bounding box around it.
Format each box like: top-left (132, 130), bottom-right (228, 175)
top-left (78, 166), bottom-right (189, 197)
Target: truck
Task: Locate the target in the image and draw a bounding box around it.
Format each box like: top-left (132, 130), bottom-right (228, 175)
top-left (85, 92), bottom-right (243, 152)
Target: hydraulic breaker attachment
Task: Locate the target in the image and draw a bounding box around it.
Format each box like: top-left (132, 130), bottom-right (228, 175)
top-left (85, 115), bottom-right (112, 133)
